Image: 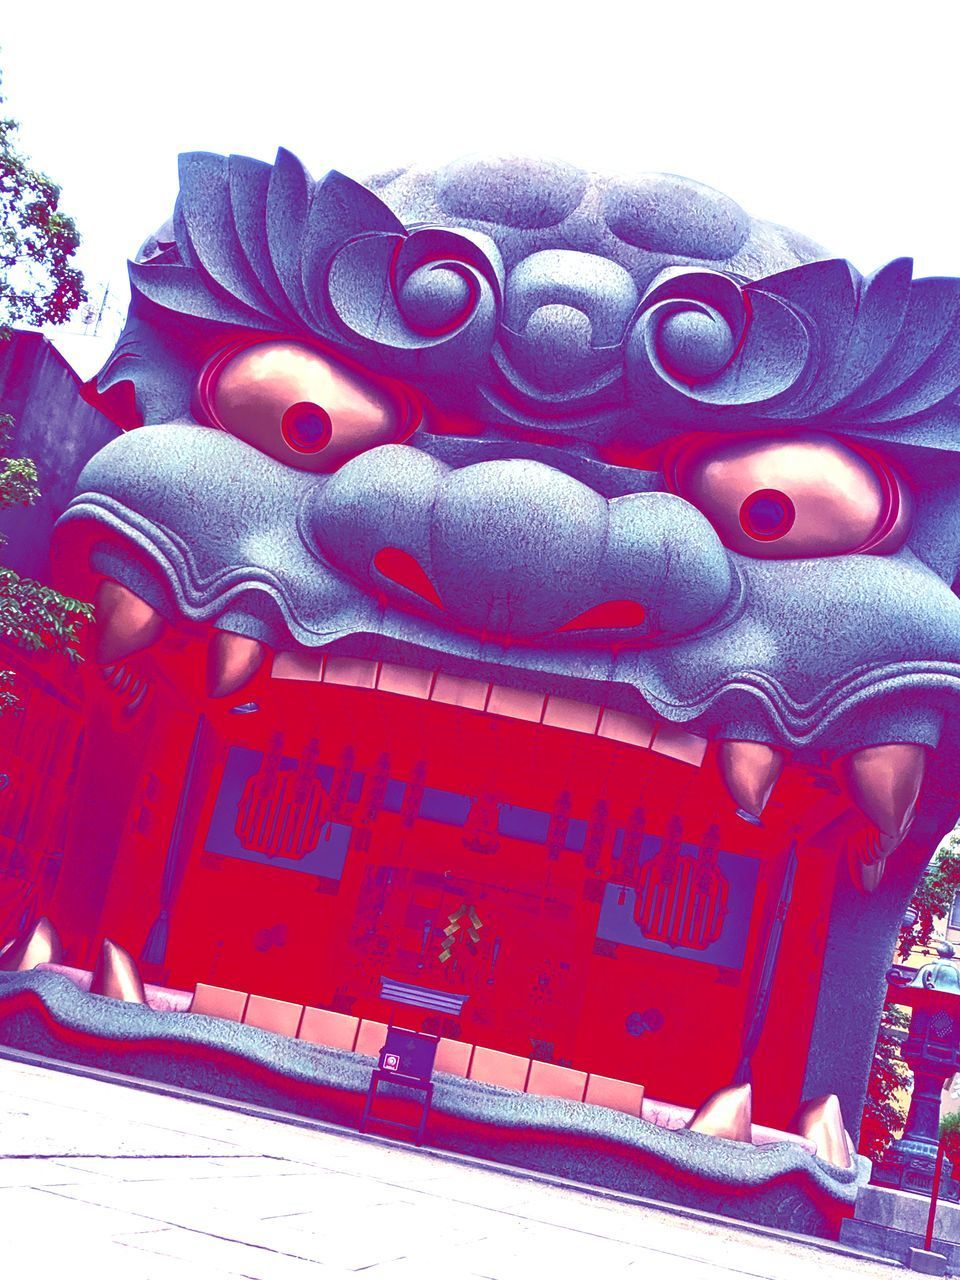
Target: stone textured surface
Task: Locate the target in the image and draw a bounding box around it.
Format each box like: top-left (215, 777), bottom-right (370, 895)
top-left (838, 1182), bottom-right (960, 1270)
top-left (841, 1218), bottom-right (957, 1271)
top-left (839, 1177), bottom-right (960, 1269)
top-left (908, 1247), bottom-right (948, 1275)
top-left (312, 449), bottom-right (734, 641)
top-left (435, 155), bottom-right (588, 229)
top-left (603, 173), bottom-right (750, 258)
top-left (856, 1184), bottom-right (960, 1236)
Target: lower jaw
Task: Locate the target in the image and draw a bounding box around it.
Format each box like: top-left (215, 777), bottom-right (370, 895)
top-left (0, 967), bottom-right (866, 1242)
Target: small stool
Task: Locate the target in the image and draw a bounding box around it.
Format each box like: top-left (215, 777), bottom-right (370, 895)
top-left (359, 1027), bottom-right (440, 1146)
top-left (360, 1069), bottom-right (434, 1145)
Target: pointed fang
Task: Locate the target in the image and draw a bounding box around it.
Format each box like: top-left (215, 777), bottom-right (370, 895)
top-left (0, 917), bottom-right (63, 971)
top-left (90, 939), bottom-right (146, 1003)
top-left (794, 1094), bottom-right (852, 1168)
top-left (207, 632), bottom-right (266, 698)
top-left (96, 581), bottom-right (164, 665)
top-left (844, 743), bottom-right (925, 840)
top-left (718, 741), bottom-right (785, 821)
top-left (687, 1082), bottom-right (752, 1142)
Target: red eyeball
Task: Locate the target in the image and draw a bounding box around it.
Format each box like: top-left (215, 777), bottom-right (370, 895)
top-left (668, 432), bottom-right (910, 558)
top-left (198, 338), bottom-right (421, 473)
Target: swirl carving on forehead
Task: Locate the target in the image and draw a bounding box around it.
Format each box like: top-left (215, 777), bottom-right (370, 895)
top-left (326, 227), bottom-right (503, 357)
top-left (626, 268), bottom-right (811, 411)
top-left (499, 250), bottom-right (639, 393)
top-left (119, 147), bottom-right (960, 445)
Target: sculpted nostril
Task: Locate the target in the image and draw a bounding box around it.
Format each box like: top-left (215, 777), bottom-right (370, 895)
top-left (372, 547), bottom-right (443, 608)
top-left (559, 599), bottom-right (646, 632)
top-left (311, 451), bottom-right (733, 641)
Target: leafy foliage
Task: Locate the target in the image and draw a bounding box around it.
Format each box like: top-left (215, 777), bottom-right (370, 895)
top-left (0, 567), bottom-right (91, 659)
top-left (0, 417), bottom-right (93, 689)
top-left (940, 1113), bottom-right (960, 1184)
top-left (0, 428), bottom-right (94, 704)
top-left (0, 411), bottom-right (38, 543)
top-left (860, 823), bottom-right (960, 1159)
top-left (0, 73), bottom-right (91, 706)
top-left (898, 823), bottom-right (960, 959)
top-left (0, 667), bottom-right (16, 713)
top-left (861, 1003), bottom-right (911, 1162)
top-left (0, 69), bottom-right (85, 331)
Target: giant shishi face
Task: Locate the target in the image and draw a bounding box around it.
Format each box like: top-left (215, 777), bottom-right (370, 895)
top-left (52, 150), bottom-right (960, 1147)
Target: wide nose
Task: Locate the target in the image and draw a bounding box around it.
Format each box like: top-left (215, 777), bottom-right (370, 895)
top-left (430, 459), bottom-right (608, 634)
top-left (309, 446), bottom-right (734, 642)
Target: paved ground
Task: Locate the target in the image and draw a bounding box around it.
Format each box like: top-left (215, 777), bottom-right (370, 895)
top-left (0, 1055), bottom-right (907, 1279)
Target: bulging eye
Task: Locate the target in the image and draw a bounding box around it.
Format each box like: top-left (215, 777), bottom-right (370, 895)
top-left (669, 432), bottom-right (910, 558)
top-left (197, 338), bottom-right (420, 472)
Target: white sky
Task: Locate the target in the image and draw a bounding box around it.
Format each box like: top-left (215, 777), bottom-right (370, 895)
top-left (4, 0), bottom-right (960, 377)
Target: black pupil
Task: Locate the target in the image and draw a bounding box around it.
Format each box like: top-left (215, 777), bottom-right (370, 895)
top-left (283, 402), bottom-right (332, 452)
top-left (747, 494), bottom-right (786, 534)
top-left (739, 487), bottom-right (795, 541)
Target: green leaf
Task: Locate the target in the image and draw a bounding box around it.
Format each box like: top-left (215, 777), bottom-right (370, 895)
top-left (0, 65), bottom-right (87, 331)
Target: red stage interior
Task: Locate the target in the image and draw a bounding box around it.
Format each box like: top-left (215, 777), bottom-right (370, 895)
top-left (1, 570), bottom-right (869, 1134)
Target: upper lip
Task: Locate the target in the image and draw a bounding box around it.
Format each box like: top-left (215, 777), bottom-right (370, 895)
top-left (57, 422), bottom-right (960, 760)
top-left (86, 581), bottom-right (935, 896)
top-left (67, 484), bottom-right (960, 756)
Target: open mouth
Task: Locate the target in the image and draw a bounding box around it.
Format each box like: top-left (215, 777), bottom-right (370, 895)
top-left (37, 378), bottom-right (960, 1243)
top-left (42, 443), bottom-right (941, 1147)
top-left (0, 625), bottom-right (873, 1233)
top-left (8, 556), bottom-right (905, 1125)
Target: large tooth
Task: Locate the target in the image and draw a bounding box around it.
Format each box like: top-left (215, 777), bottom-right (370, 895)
top-left (0, 917), bottom-right (63, 971)
top-left (96, 581), bottom-right (164, 665)
top-left (843, 743), bottom-right (925, 840)
top-left (793, 1094), bottom-right (852, 1168)
top-left (207, 632), bottom-right (266, 698)
top-left (90, 939), bottom-right (146, 1003)
top-left (718, 741), bottom-right (784, 823)
top-left (686, 1082), bottom-right (752, 1142)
